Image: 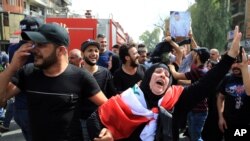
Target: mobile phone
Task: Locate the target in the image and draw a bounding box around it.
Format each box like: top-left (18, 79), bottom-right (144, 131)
top-left (236, 46), bottom-right (243, 63)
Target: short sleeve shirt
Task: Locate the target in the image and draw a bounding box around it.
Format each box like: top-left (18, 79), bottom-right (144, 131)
top-left (12, 64), bottom-right (101, 141)
top-left (218, 74), bottom-right (250, 125)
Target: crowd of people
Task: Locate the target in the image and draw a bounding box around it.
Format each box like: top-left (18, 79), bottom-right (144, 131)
top-left (0, 16), bottom-right (249, 141)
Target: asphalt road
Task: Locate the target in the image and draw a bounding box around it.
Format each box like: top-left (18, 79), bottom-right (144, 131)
top-left (0, 120), bottom-right (190, 141)
top-left (0, 120), bottom-right (25, 141)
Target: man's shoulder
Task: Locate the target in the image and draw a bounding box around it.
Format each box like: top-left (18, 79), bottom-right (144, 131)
top-left (138, 64), bottom-right (147, 72)
top-left (219, 73), bottom-right (236, 86)
top-left (97, 65), bottom-right (110, 72)
top-left (100, 50), bottom-right (112, 56)
top-left (8, 43), bottom-right (21, 52)
top-left (95, 66), bottom-right (112, 79)
top-left (19, 63), bottom-right (40, 76)
top-left (67, 64), bottom-right (86, 73)
top-left (113, 67), bottom-right (124, 76)
top-left (68, 64), bottom-right (96, 80)
top-left (226, 73), bottom-right (241, 80)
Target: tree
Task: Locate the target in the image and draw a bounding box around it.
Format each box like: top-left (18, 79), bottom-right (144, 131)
top-left (139, 28), bottom-right (161, 52)
top-left (154, 16), bottom-right (169, 38)
top-left (189, 0), bottom-right (230, 51)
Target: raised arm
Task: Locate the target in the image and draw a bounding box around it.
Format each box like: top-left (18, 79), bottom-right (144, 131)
top-left (227, 26), bottom-right (242, 58)
top-left (189, 30), bottom-right (198, 49)
top-left (0, 43), bottom-right (33, 106)
top-left (174, 26), bottom-right (242, 113)
top-left (169, 64), bottom-right (187, 80)
top-left (237, 48), bottom-right (250, 96)
top-left (166, 36), bottom-right (183, 66)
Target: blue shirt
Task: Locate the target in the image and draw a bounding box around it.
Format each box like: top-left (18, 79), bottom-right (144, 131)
top-left (97, 50), bottom-right (112, 68)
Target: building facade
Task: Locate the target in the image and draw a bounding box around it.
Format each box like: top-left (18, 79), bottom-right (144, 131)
top-left (228, 0), bottom-right (250, 51)
top-left (0, 0), bottom-right (71, 51)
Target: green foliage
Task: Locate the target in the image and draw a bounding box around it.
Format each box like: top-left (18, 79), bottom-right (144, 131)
top-left (189, 0), bottom-right (230, 51)
top-left (139, 0), bottom-right (231, 52)
top-left (139, 28), bottom-right (161, 52)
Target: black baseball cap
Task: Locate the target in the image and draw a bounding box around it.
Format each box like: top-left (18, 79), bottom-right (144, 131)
top-left (20, 17), bottom-right (44, 32)
top-left (193, 47), bottom-right (210, 63)
top-left (81, 39), bottom-right (100, 51)
top-left (21, 23), bottom-right (69, 47)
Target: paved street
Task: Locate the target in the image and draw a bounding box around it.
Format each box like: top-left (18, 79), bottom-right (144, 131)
top-left (0, 120), bottom-right (25, 141)
top-left (0, 120), bottom-right (190, 141)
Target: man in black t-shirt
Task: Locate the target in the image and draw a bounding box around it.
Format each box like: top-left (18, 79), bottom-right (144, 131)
top-left (113, 44), bottom-right (146, 93)
top-left (217, 58), bottom-right (250, 141)
top-left (81, 39), bottom-right (117, 99)
top-left (0, 23), bottom-right (112, 141)
top-left (80, 39), bottom-right (117, 141)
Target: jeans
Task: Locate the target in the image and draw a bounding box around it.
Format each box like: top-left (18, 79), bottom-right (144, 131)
top-left (80, 119), bottom-right (90, 141)
top-left (187, 111), bottom-right (208, 141)
top-left (2, 99), bottom-right (14, 128)
top-left (14, 108), bottom-right (32, 141)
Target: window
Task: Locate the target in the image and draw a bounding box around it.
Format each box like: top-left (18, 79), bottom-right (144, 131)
top-left (30, 5), bottom-right (38, 12)
top-left (3, 12), bottom-right (9, 26)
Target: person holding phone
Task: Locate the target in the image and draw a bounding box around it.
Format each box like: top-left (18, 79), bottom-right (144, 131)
top-left (0, 16), bottom-right (44, 141)
top-left (0, 23), bottom-right (112, 141)
top-left (217, 47), bottom-right (250, 141)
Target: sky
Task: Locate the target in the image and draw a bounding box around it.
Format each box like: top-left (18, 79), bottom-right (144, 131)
top-left (69, 0), bottom-right (195, 42)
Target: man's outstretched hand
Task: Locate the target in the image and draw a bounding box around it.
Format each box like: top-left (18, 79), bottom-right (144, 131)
top-left (228, 25), bottom-right (242, 58)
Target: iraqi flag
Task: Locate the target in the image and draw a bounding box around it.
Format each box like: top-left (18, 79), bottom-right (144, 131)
top-left (98, 84), bottom-right (184, 140)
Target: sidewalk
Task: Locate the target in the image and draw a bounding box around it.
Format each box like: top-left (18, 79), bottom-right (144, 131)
top-left (0, 120), bottom-right (25, 141)
top-left (0, 120), bottom-right (190, 141)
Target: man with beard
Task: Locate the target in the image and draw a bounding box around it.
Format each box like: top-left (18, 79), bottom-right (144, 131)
top-left (0, 23), bottom-right (113, 141)
top-left (217, 52), bottom-right (250, 141)
top-left (113, 44), bottom-right (146, 93)
top-left (96, 34), bottom-right (121, 75)
top-left (1, 16), bottom-right (44, 141)
top-left (80, 39), bottom-right (117, 141)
